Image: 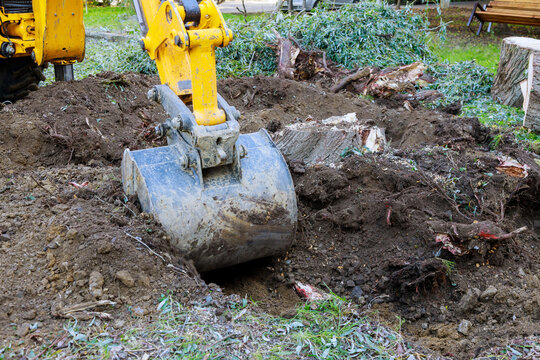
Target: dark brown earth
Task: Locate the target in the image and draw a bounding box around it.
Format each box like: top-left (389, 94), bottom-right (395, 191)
top-left (0, 73), bottom-right (538, 359)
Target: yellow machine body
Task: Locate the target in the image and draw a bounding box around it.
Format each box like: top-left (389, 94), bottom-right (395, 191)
top-left (0, 0), bottom-right (84, 65)
top-left (32, 0), bottom-right (85, 65)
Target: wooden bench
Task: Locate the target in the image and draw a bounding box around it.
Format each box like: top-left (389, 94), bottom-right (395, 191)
top-left (467, 0), bottom-right (540, 35)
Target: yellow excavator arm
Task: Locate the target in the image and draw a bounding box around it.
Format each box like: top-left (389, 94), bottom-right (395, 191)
top-left (134, 0), bottom-right (233, 125)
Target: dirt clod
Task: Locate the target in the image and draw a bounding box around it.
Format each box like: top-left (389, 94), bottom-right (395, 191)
top-left (116, 270), bottom-right (135, 288)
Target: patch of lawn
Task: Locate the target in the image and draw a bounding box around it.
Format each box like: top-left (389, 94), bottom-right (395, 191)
top-left (0, 294), bottom-right (434, 359)
top-left (430, 36), bottom-right (500, 74)
top-left (83, 5), bottom-right (137, 32)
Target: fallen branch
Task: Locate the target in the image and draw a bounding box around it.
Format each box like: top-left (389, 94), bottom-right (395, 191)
top-left (55, 300), bottom-right (116, 320)
top-left (330, 67), bottom-right (372, 93)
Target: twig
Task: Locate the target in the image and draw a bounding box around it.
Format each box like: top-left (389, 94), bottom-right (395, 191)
top-left (33, 334), bottom-right (68, 359)
top-left (125, 232), bottom-right (187, 275)
top-left (30, 174), bottom-right (54, 195)
top-left (67, 148), bottom-right (75, 165)
top-left (418, 169), bottom-right (473, 221)
top-left (125, 232), bottom-right (166, 262)
top-left (236, 0), bottom-right (248, 22)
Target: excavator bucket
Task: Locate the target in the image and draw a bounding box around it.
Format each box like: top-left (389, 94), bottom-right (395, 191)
top-left (121, 87), bottom-right (297, 272)
top-left (122, 130), bottom-right (297, 272)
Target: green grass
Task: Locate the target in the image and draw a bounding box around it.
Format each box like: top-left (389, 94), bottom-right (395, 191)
top-left (430, 38), bottom-right (500, 74)
top-left (82, 5), bottom-right (256, 33)
top-left (0, 293), bottom-right (430, 359)
top-left (83, 5), bottom-right (137, 32)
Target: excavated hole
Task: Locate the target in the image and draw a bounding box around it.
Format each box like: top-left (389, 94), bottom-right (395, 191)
top-left (202, 257), bottom-right (300, 315)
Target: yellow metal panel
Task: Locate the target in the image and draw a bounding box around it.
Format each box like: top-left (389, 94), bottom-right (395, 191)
top-left (0, 12), bottom-right (35, 58)
top-left (141, 0), bottom-right (233, 126)
top-left (32, 0), bottom-right (85, 65)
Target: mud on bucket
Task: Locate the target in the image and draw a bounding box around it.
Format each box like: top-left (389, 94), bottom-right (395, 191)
top-left (121, 129), bottom-right (297, 272)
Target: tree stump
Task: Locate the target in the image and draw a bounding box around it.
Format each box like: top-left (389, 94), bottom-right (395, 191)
top-left (492, 37), bottom-right (540, 108)
top-left (522, 52), bottom-right (540, 133)
top-left (274, 113), bottom-right (386, 167)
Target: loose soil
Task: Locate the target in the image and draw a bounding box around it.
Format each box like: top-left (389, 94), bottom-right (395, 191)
top-left (0, 73), bottom-right (538, 359)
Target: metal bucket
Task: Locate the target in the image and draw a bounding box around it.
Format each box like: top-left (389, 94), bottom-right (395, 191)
top-left (122, 129), bottom-right (297, 272)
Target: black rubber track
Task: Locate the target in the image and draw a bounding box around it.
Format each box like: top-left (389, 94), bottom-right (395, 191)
top-left (0, 57), bottom-right (45, 102)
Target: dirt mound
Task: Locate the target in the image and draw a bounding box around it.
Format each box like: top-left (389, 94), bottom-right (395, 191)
top-left (0, 73), bottom-right (539, 359)
top-left (221, 76), bottom-right (490, 150)
top-left (0, 72), bottom-right (166, 170)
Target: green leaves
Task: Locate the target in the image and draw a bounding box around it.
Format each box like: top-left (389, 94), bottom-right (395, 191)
top-left (217, 1), bottom-right (434, 78)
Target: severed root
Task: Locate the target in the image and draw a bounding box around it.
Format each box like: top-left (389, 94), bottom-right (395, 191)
top-left (330, 67), bottom-right (373, 93)
top-left (429, 220), bottom-right (528, 256)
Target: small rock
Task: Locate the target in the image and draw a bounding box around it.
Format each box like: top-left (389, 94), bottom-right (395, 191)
top-left (97, 240), bottom-right (113, 254)
top-left (21, 310), bottom-right (36, 320)
top-left (116, 270), bottom-right (135, 287)
top-left (518, 267), bottom-right (526, 277)
top-left (479, 285), bottom-right (498, 302)
top-left (215, 307), bottom-right (225, 316)
top-left (46, 238), bottom-right (61, 249)
top-left (89, 271), bottom-right (104, 298)
top-left (66, 229), bottom-right (84, 242)
top-left (113, 319), bottom-right (126, 328)
top-left (458, 319), bottom-right (472, 336)
top-left (132, 306), bottom-right (146, 317)
top-left (421, 322), bottom-right (429, 330)
top-left (459, 288), bottom-right (480, 312)
top-left (137, 273), bottom-right (150, 287)
top-left (16, 323), bottom-right (31, 337)
top-left (205, 295), bottom-right (213, 305)
top-left (351, 286), bottom-right (364, 299)
top-left (346, 280), bottom-right (355, 288)
top-left (73, 270), bottom-right (87, 281)
top-left (74, 279), bottom-right (87, 287)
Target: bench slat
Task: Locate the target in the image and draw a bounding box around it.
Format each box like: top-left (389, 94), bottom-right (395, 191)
top-left (476, 12), bottom-right (540, 26)
top-left (490, 2), bottom-right (540, 11)
top-left (485, 7), bottom-right (540, 16)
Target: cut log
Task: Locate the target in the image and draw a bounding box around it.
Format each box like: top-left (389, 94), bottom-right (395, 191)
top-left (492, 37), bottom-right (540, 107)
top-left (274, 113), bottom-right (386, 167)
top-left (522, 51), bottom-right (540, 133)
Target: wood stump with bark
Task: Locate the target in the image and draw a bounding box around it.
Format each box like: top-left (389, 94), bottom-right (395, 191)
top-left (523, 52), bottom-right (540, 133)
top-left (274, 113), bottom-right (387, 167)
top-left (492, 37), bottom-right (540, 107)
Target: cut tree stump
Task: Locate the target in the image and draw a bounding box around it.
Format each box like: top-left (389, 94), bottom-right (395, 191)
top-left (492, 37), bottom-right (540, 107)
top-left (274, 113), bottom-right (386, 167)
top-left (522, 51), bottom-right (540, 132)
